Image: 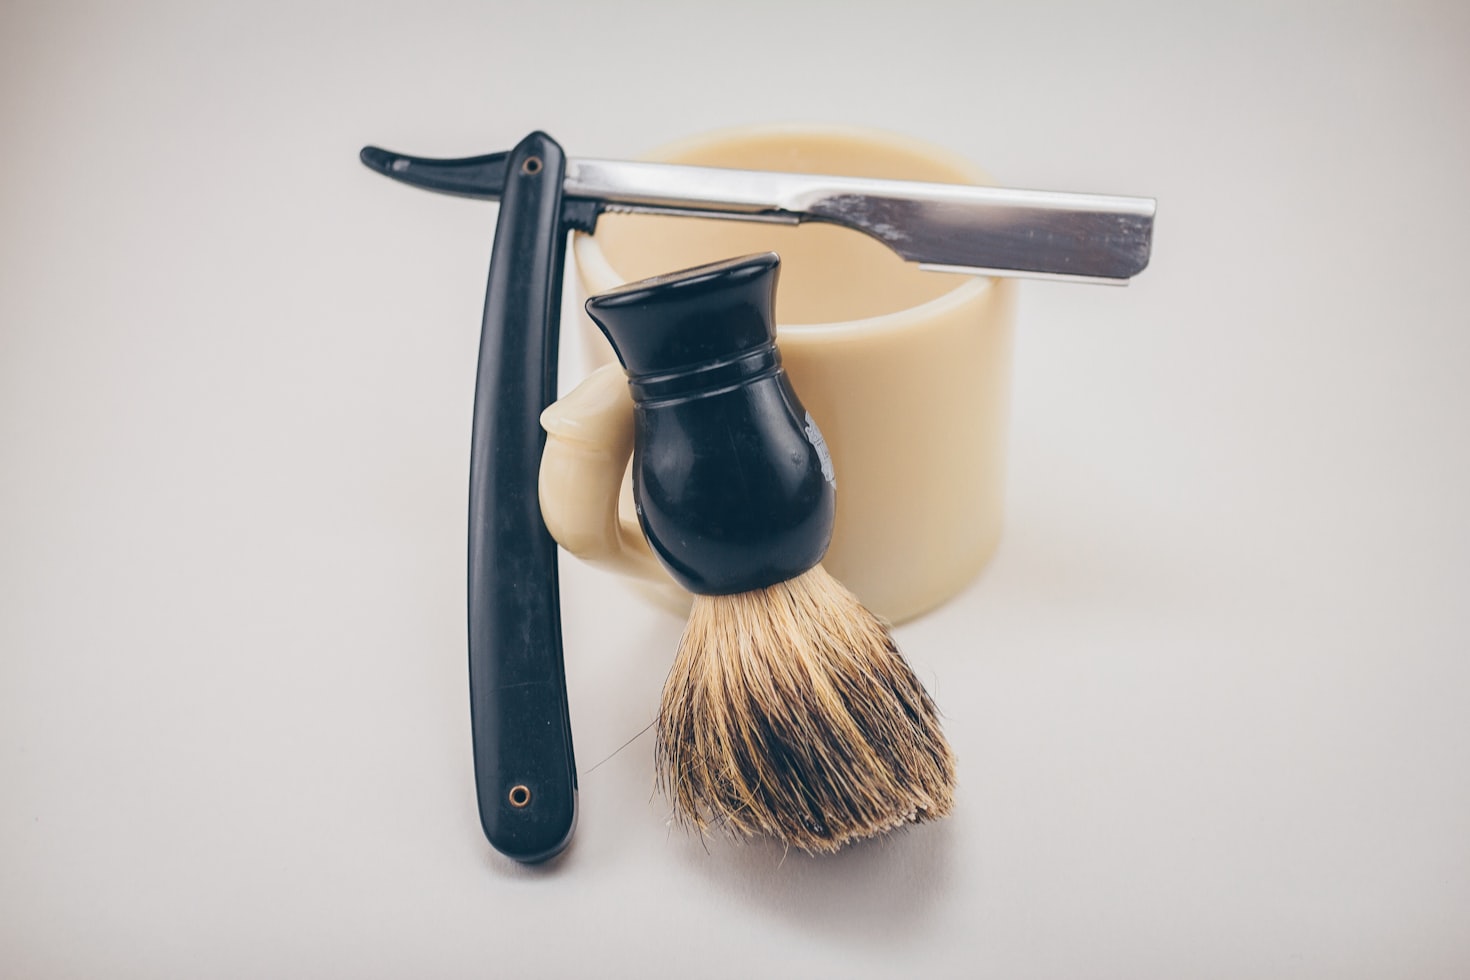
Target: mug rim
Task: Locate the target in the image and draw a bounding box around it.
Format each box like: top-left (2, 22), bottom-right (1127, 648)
top-left (572, 122), bottom-right (996, 343)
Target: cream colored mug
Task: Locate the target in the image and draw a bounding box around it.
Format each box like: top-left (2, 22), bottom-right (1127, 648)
top-left (539, 125), bottom-right (1017, 624)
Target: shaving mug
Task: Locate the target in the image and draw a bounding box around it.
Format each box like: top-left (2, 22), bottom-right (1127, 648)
top-left (539, 124), bottom-right (1016, 624)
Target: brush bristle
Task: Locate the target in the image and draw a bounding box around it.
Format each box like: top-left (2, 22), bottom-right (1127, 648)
top-left (656, 564), bottom-right (956, 854)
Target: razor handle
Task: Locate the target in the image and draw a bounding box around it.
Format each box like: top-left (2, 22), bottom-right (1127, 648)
top-left (467, 131), bottom-right (576, 862)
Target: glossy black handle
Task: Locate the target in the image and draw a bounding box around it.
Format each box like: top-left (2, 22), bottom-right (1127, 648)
top-left (584, 253), bottom-right (836, 597)
top-left (468, 131), bottom-right (576, 863)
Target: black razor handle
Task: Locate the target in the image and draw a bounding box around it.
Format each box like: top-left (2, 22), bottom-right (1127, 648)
top-left (467, 131), bottom-right (576, 862)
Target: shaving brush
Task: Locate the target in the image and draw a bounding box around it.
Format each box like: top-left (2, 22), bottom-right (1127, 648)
top-left (585, 252), bottom-right (955, 853)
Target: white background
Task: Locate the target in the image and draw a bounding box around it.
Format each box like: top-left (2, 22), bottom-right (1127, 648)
top-left (3, 2), bottom-right (1468, 977)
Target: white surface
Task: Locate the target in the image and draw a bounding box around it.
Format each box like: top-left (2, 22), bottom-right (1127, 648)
top-left (3, 2), bottom-right (1468, 977)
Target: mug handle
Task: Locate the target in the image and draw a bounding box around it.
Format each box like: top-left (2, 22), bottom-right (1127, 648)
top-left (539, 364), bottom-right (668, 584)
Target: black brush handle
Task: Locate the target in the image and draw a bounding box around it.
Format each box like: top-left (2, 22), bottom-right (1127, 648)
top-left (584, 253), bottom-right (836, 596)
top-left (468, 131), bottom-right (576, 863)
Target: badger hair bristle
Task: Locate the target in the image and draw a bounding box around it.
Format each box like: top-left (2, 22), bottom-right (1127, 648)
top-left (656, 564), bottom-right (955, 854)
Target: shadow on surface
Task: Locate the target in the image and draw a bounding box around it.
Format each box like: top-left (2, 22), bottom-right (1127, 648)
top-left (671, 814), bottom-right (959, 942)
